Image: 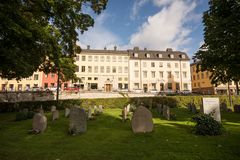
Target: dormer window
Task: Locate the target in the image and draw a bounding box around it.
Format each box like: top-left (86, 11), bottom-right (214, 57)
top-left (145, 53), bottom-right (150, 58)
top-left (182, 54), bottom-right (185, 59)
top-left (169, 54), bottom-right (174, 58)
top-left (157, 54), bottom-right (162, 58)
top-left (133, 53), bottom-right (138, 57)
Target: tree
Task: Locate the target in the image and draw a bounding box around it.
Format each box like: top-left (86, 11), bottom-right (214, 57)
top-left (194, 0), bottom-right (240, 95)
top-left (0, 0), bottom-right (108, 80)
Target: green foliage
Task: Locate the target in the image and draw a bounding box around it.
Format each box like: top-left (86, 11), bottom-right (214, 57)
top-left (192, 114), bottom-right (223, 136)
top-left (0, 0), bottom-right (108, 80)
top-left (193, 0), bottom-right (240, 90)
top-left (15, 112), bottom-right (28, 121)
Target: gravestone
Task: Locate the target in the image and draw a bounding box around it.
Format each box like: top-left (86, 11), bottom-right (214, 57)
top-left (163, 105), bottom-right (170, 120)
top-left (87, 108), bottom-right (93, 120)
top-left (65, 108), bottom-right (70, 117)
top-left (202, 98), bottom-right (221, 122)
top-left (32, 113), bottom-right (47, 133)
top-left (99, 105), bottom-right (103, 113)
top-left (220, 102), bottom-right (228, 112)
top-left (51, 105), bottom-right (56, 112)
top-left (69, 107), bottom-right (87, 135)
top-left (156, 103), bottom-right (163, 115)
top-left (131, 106), bottom-right (153, 133)
top-left (234, 104), bottom-right (240, 113)
top-left (191, 104), bottom-right (197, 114)
top-left (126, 104), bottom-right (131, 113)
top-left (122, 107), bottom-right (128, 122)
top-left (52, 110), bottom-right (59, 121)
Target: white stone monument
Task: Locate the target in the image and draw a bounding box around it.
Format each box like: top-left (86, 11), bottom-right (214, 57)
top-left (202, 97), bottom-right (221, 122)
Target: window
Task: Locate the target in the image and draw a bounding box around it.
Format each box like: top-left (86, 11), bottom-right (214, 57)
top-left (124, 67), bottom-right (128, 73)
top-left (82, 55), bottom-right (86, 61)
top-left (151, 71), bottom-right (155, 78)
top-left (134, 62), bottom-right (138, 67)
top-left (76, 56), bottom-right (79, 61)
top-left (193, 75), bottom-right (195, 80)
top-left (118, 83), bottom-right (123, 89)
top-left (94, 56), bottom-right (98, 62)
top-left (197, 74), bottom-right (200, 80)
top-left (151, 83), bottom-right (156, 89)
top-left (194, 83), bottom-right (196, 87)
top-left (124, 77), bottom-right (128, 81)
top-left (88, 66), bottom-right (92, 73)
top-left (100, 66), bottom-right (104, 73)
top-left (170, 54), bottom-right (174, 58)
top-left (134, 53), bottom-right (138, 57)
top-left (118, 56), bottom-right (122, 62)
top-left (159, 62), bottom-right (163, 67)
top-left (34, 74), bottom-right (39, 80)
top-left (151, 62), bottom-right (155, 67)
top-left (9, 84), bottom-right (14, 91)
top-left (118, 66), bottom-right (122, 73)
top-left (198, 82), bottom-right (200, 87)
top-left (94, 66), bottom-right (98, 73)
top-left (134, 83), bottom-right (139, 89)
top-left (168, 83), bottom-right (172, 90)
top-left (201, 73), bottom-right (204, 79)
top-left (167, 63), bottom-right (171, 68)
top-left (112, 66), bottom-right (116, 73)
top-left (18, 84), bottom-right (22, 91)
top-left (143, 71), bottom-right (147, 78)
top-left (124, 57), bottom-right (128, 62)
top-left (175, 63), bottom-right (179, 68)
top-left (81, 66), bottom-right (86, 72)
top-left (134, 71), bottom-right (139, 78)
top-left (159, 71), bottom-right (163, 78)
top-left (51, 73), bottom-right (54, 78)
top-left (112, 56), bottom-right (116, 62)
top-left (81, 77), bottom-right (85, 80)
top-left (100, 56), bottom-right (104, 62)
top-left (176, 83), bottom-right (180, 90)
top-left (94, 77), bottom-right (98, 81)
top-left (118, 77), bottom-right (122, 81)
top-left (175, 71), bottom-right (179, 78)
top-left (44, 74), bottom-right (48, 78)
top-left (167, 72), bottom-right (172, 78)
top-left (183, 72), bottom-right (187, 78)
top-left (183, 83), bottom-right (188, 90)
top-left (183, 63), bottom-right (186, 68)
top-left (146, 53), bottom-right (150, 58)
top-left (206, 71), bottom-right (209, 77)
top-left (44, 83), bottom-right (48, 89)
top-left (106, 66), bottom-right (110, 73)
top-left (181, 54), bottom-right (186, 59)
top-left (88, 77), bottom-right (92, 80)
top-left (143, 62), bottom-right (147, 67)
top-left (75, 66), bottom-right (79, 72)
top-left (158, 54), bottom-right (162, 58)
top-left (106, 56), bottom-right (110, 62)
top-left (88, 56), bottom-right (92, 62)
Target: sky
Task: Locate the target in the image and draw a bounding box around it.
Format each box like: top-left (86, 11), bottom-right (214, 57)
top-left (77, 0), bottom-right (209, 59)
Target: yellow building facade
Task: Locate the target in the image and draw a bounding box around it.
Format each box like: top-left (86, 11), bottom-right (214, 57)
top-left (191, 63), bottom-right (237, 95)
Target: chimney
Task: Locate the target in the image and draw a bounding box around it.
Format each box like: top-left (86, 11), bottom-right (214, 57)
top-left (104, 46), bottom-right (107, 50)
top-left (144, 48), bottom-right (147, 51)
top-left (87, 45), bottom-right (90, 50)
top-left (114, 46), bottom-right (117, 51)
top-left (166, 48), bottom-right (173, 52)
top-left (133, 46), bottom-right (139, 51)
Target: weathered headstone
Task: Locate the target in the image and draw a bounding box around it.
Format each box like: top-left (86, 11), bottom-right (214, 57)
top-left (32, 113), bottom-right (47, 133)
top-left (234, 104), bottom-right (240, 113)
top-left (122, 107), bottom-right (128, 122)
top-left (99, 105), bottom-right (103, 113)
top-left (220, 102), bottom-right (228, 112)
top-left (126, 104), bottom-right (131, 113)
top-left (156, 103), bottom-right (163, 115)
top-left (65, 108), bottom-right (70, 117)
top-left (52, 110), bottom-right (59, 121)
top-left (131, 106), bottom-right (153, 133)
top-left (51, 105), bottom-right (56, 112)
top-left (87, 108), bottom-right (93, 120)
top-left (163, 105), bottom-right (170, 120)
top-left (202, 98), bottom-right (221, 122)
top-left (69, 107), bottom-right (87, 135)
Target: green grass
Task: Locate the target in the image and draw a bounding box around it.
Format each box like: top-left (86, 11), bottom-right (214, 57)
top-left (0, 108), bottom-right (240, 160)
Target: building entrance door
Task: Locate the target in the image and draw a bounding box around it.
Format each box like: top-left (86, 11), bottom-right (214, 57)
top-left (160, 83), bottom-right (164, 91)
top-left (105, 84), bottom-right (112, 92)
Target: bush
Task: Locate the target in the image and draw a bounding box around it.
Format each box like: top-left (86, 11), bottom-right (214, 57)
top-left (15, 112), bottom-right (28, 121)
top-left (192, 114), bottom-right (223, 136)
top-left (27, 111), bottom-right (35, 119)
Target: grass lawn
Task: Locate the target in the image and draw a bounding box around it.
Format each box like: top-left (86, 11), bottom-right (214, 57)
top-left (0, 108), bottom-right (240, 160)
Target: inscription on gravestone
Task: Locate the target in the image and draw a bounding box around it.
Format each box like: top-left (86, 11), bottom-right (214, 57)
top-left (202, 98), bottom-right (221, 122)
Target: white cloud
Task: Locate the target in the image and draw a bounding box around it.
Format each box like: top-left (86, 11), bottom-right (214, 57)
top-left (130, 0), bottom-right (150, 20)
top-left (130, 0), bottom-right (197, 51)
top-left (78, 13), bottom-right (121, 50)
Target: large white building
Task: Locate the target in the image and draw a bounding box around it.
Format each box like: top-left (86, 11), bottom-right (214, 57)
top-left (75, 46), bottom-right (191, 92)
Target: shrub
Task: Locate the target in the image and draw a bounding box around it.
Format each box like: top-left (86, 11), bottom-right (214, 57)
top-left (27, 111), bottom-right (35, 119)
top-left (15, 112), bottom-right (27, 121)
top-left (192, 114), bottom-right (223, 136)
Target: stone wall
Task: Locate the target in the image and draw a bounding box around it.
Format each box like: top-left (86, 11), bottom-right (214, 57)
top-left (0, 91), bottom-right (55, 102)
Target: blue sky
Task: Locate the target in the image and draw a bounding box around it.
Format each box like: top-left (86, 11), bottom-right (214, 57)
top-left (78, 0), bottom-right (209, 59)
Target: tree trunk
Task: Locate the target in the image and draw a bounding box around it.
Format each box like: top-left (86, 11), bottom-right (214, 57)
top-left (56, 69), bottom-right (60, 102)
top-left (227, 82), bottom-right (233, 107)
top-left (235, 81), bottom-right (239, 95)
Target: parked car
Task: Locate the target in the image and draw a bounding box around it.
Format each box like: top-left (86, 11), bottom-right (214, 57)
top-left (64, 87), bottom-right (79, 93)
top-left (180, 90), bottom-right (192, 95)
top-left (32, 87), bottom-right (42, 91)
top-left (46, 87), bottom-right (61, 92)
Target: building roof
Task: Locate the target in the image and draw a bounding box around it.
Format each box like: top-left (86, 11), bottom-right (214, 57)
top-left (79, 46), bottom-right (190, 61)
